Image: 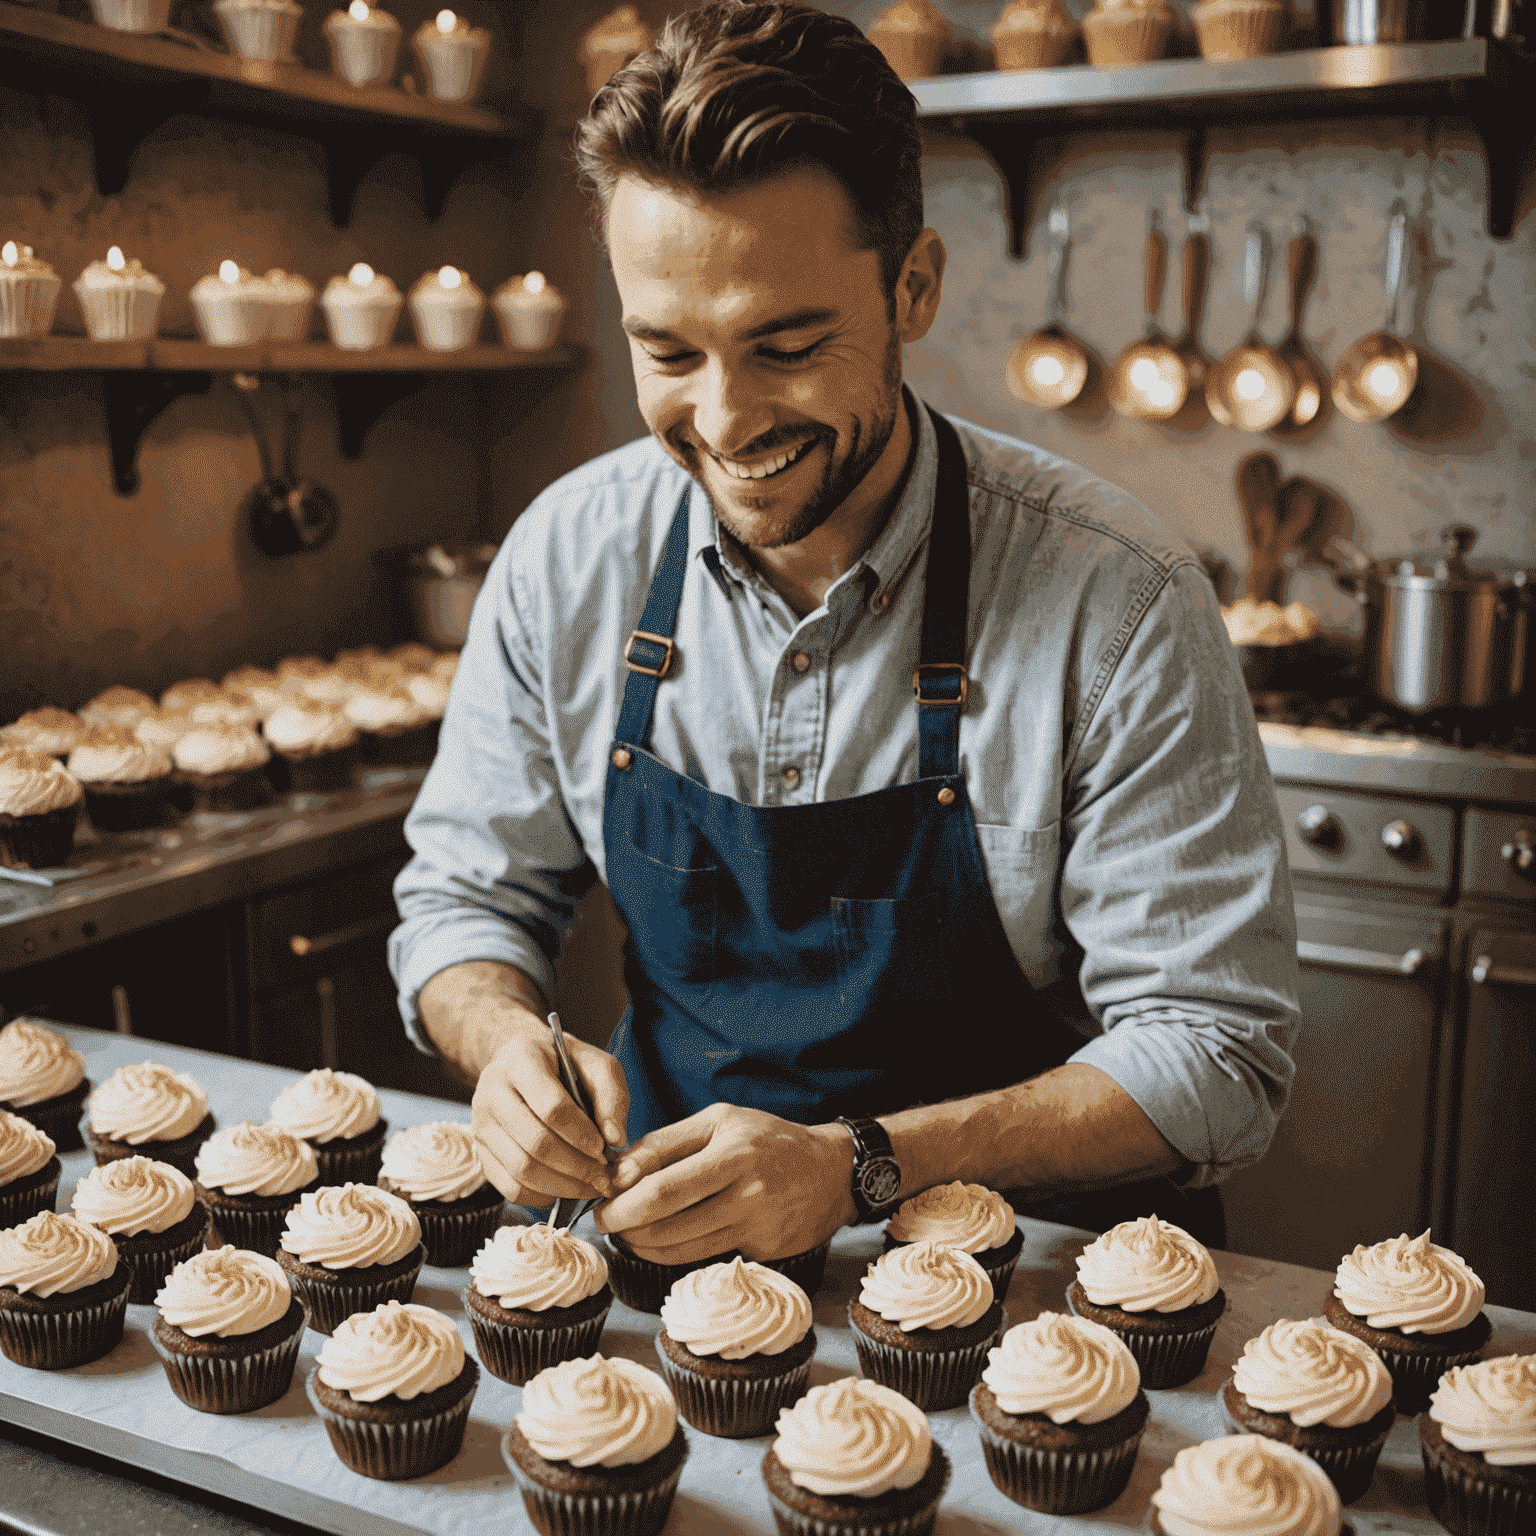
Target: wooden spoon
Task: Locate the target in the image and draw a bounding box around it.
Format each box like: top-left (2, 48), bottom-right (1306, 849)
top-left (1236, 451), bottom-right (1282, 602)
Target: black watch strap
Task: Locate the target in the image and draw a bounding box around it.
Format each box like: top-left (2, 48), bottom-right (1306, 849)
top-left (836, 1115), bottom-right (902, 1224)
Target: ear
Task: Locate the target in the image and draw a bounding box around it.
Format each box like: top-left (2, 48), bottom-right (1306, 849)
top-left (894, 229), bottom-right (946, 345)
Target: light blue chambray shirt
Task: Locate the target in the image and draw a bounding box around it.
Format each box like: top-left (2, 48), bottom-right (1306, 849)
top-left (390, 390), bottom-right (1301, 1188)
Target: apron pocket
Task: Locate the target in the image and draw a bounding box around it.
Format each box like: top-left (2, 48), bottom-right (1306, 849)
top-left (830, 894), bottom-right (951, 1023)
top-left (621, 849), bottom-right (720, 984)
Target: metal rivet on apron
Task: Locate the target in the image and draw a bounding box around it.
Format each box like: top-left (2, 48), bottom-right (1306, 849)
top-left (612, 748), bottom-right (633, 771)
top-left (937, 786), bottom-right (956, 806)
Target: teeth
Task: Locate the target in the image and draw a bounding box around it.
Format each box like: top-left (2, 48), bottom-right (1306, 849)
top-left (717, 441), bottom-right (805, 480)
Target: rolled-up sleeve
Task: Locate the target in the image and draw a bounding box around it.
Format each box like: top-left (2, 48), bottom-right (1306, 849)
top-left (1061, 564), bottom-right (1301, 1187)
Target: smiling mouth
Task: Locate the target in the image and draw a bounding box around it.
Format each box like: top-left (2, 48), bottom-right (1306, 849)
top-left (708, 437), bottom-right (817, 482)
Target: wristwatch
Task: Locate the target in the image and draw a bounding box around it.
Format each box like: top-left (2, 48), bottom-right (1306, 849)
top-left (835, 1115), bottom-right (902, 1223)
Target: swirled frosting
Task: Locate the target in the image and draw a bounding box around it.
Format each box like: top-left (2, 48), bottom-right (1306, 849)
top-left (661, 1256), bottom-right (811, 1358)
top-left (0, 746), bottom-right (83, 816)
top-left (983, 1311), bottom-right (1140, 1423)
top-left (1075, 1214), bottom-right (1220, 1314)
top-left (159, 678), bottom-right (223, 711)
top-left (773, 1377), bottom-right (932, 1498)
top-left (269, 1069), bottom-right (381, 1143)
top-left (187, 691), bottom-right (261, 729)
top-left (78, 686), bottom-right (157, 730)
top-left (0, 708), bottom-right (85, 757)
top-left (72, 1155), bottom-right (195, 1236)
top-left (1429, 1355), bottom-right (1536, 1466)
top-left (470, 1220), bottom-right (607, 1310)
top-left (279, 1183), bottom-right (420, 1269)
top-left (0, 1018), bottom-right (85, 1107)
top-left (88, 1061), bottom-right (209, 1143)
top-left (400, 672), bottom-right (450, 718)
top-left (317, 1299), bottom-right (463, 1401)
top-left (858, 1239), bottom-right (994, 1332)
top-left (517, 1355), bottom-right (676, 1468)
top-left (278, 658), bottom-right (351, 706)
top-left (67, 729), bottom-right (172, 785)
top-left (389, 643), bottom-right (439, 673)
top-left (1233, 1318), bottom-right (1394, 1428)
top-left (379, 1121), bottom-right (485, 1202)
top-left (0, 1211), bottom-right (118, 1297)
top-left (0, 1109), bottom-right (55, 1182)
top-left (1333, 1231), bottom-right (1485, 1335)
top-left (222, 667), bottom-right (286, 716)
top-left (131, 708), bottom-right (193, 754)
top-left (156, 1247), bottom-right (292, 1337)
top-left (342, 682), bottom-right (424, 732)
top-left (171, 723), bottom-right (270, 775)
top-left (193, 1121), bottom-right (317, 1197)
top-left (261, 700), bottom-right (358, 755)
top-left (886, 1182), bottom-right (1016, 1254)
top-left (1151, 1435), bottom-right (1342, 1536)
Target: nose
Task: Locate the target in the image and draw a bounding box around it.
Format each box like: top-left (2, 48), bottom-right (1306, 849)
top-left (687, 359), bottom-right (776, 461)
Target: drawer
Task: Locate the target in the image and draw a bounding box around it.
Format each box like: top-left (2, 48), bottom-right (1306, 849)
top-left (1461, 807), bottom-right (1536, 904)
top-left (1275, 785), bottom-right (1455, 894)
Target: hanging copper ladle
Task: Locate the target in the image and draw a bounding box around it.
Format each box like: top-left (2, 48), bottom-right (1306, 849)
top-left (234, 374), bottom-right (339, 558)
top-left (1207, 220), bottom-right (1295, 433)
top-left (1331, 201), bottom-right (1418, 424)
top-left (1108, 209), bottom-right (1189, 421)
top-left (1008, 196), bottom-right (1089, 410)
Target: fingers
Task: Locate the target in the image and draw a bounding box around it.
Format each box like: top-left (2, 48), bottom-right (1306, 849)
top-left (610, 1113), bottom-right (718, 1189)
top-left (573, 1040), bottom-right (629, 1149)
top-left (596, 1135), bottom-right (737, 1234)
top-left (518, 1048), bottom-right (607, 1162)
top-left (608, 1185), bottom-right (740, 1263)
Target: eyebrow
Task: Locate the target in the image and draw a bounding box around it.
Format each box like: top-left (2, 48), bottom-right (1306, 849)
top-left (621, 306), bottom-right (841, 344)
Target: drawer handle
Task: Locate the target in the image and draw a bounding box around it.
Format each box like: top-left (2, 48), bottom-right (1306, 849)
top-left (1471, 954), bottom-right (1536, 987)
top-left (1297, 939), bottom-right (1427, 976)
top-left (289, 915), bottom-right (396, 959)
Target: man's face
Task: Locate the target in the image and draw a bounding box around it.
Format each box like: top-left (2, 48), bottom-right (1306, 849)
top-left (607, 166), bottom-right (914, 551)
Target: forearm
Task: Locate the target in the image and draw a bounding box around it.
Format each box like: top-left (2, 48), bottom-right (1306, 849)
top-left (417, 960), bottom-right (551, 1082)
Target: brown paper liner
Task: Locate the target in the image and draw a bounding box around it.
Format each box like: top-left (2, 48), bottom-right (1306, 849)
top-left (849, 1303), bottom-right (1006, 1411)
top-left (0, 803), bottom-right (80, 870)
top-left (276, 1242), bottom-right (424, 1334)
top-left (265, 742), bottom-right (362, 795)
top-left (503, 1422), bottom-right (688, 1536)
top-left (655, 1330), bottom-right (814, 1439)
top-left (992, 26), bottom-right (1078, 68)
top-left (1420, 1412), bottom-right (1536, 1536)
top-left (196, 1180), bottom-right (315, 1258)
top-left (1192, 2), bottom-right (1287, 60)
top-left (1065, 1282), bottom-right (1221, 1389)
top-left (5, 1080), bottom-right (90, 1154)
top-left (377, 1176), bottom-right (504, 1268)
top-left (307, 1358), bottom-right (478, 1480)
top-left (762, 1443), bottom-right (951, 1536)
top-left (85, 1115), bottom-right (216, 1181)
top-left (1322, 1292), bottom-right (1491, 1415)
top-left (0, 1261), bottom-right (133, 1369)
top-left (151, 1297), bottom-right (308, 1414)
top-left (466, 1286), bottom-right (612, 1385)
top-left (113, 1201), bottom-right (211, 1303)
top-left (308, 1120), bottom-right (388, 1185)
top-left (0, 1156), bottom-right (61, 1226)
top-left (82, 777), bottom-right (183, 832)
top-left (1082, 9), bottom-right (1173, 63)
top-left (174, 765), bottom-right (273, 812)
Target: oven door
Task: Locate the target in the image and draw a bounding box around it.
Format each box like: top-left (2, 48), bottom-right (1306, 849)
top-left (1220, 893), bottom-right (1450, 1271)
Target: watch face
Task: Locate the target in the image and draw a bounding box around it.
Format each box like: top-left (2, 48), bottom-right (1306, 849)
top-left (861, 1159), bottom-right (901, 1207)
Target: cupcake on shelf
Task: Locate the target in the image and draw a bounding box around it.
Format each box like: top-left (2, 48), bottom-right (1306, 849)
top-left (308, 1300), bottom-right (480, 1479)
top-left (1149, 1434), bottom-right (1343, 1536)
top-left (212, 0), bottom-right (303, 62)
top-left (130, 706), bottom-right (194, 759)
top-left (866, 0), bottom-right (950, 80)
top-left (85, 0), bottom-right (171, 31)
top-left (1081, 0), bottom-right (1177, 64)
top-left (269, 1067), bottom-right (388, 1183)
top-left (429, 649), bottom-right (458, 685)
top-left (261, 697), bottom-right (361, 793)
top-left (578, 4), bottom-right (652, 96)
top-left (78, 684), bottom-right (157, 730)
top-left (160, 677), bottom-right (223, 712)
top-left (0, 747), bottom-right (83, 871)
top-left (1420, 1353), bottom-right (1536, 1536)
top-left (73, 247), bottom-right (165, 342)
top-left (0, 707), bottom-right (85, 759)
top-left (222, 665), bottom-right (287, 717)
top-left (884, 1181), bottom-right (1022, 1300)
top-left (376, 1120), bottom-right (503, 1266)
top-left (257, 269), bottom-right (316, 341)
top-left (1066, 1213), bottom-right (1226, 1388)
top-left (0, 1212), bottom-right (132, 1370)
top-left (1223, 1316), bottom-right (1396, 1503)
top-left (186, 688), bottom-right (261, 730)
top-left (0, 1111), bottom-right (60, 1228)
top-left (849, 1238), bottom-right (1003, 1411)
top-left (170, 722), bottom-right (272, 811)
top-left (1323, 1230), bottom-right (1491, 1414)
top-left (0, 242), bottom-right (62, 340)
top-left (504, 1355), bottom-right (689, 1535)
top-left (1191, 0), bottom-right (1289, 59)
top-left (465, 1219), bottom-right (612, 1384)
top-left (762, 1377), bottom-right (951, 1536)
top-left (492, 271), bottom-right (566, 351)
top-left (83, 1060), bottom-right (216, 1178)
top-left (411, 8), bottom-right (491, 102)
top-left (152, 1247), bottom-right (310, 1415)
top-left (389, 641), bottom-right (440, 673)
top-left (656, 1257), bottom-right (815, 1438)
top-left (0, 1018), bottom-right (89, 1153)
top-left (990, 0), bottom-right (1080, 68)
top-left (66, 728), bottom-right (181, 831)
top-left (70, 1155), bottom-right (210, 1304)
top-left (399, 667), bottom-right (451, 727)
top-left (320, 263), bottom-right (402, 351)
top-left (190, 262), bottom-right (269, 346)
top-left (276, 654), bottom-right (352, 706)
top-left (192, 1120), bottom-right (319, 1256)
top-left (324, 0), bottom-right (403, 86)
top-left (408, 266), bottom-right (485, 352)
top-left (342, 677), bottom-right (437, 765)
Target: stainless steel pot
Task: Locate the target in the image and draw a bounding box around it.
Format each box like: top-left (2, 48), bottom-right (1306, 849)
top-left (403, 542), bottom-right (499, 648)
top-left (1326, 524), bottom-right (1533, 713)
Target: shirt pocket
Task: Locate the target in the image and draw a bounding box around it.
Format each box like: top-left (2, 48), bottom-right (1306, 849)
top-left (973, 821), bottom-right (1066, 985)
top-left (616, 845), bottom-right (719, 985)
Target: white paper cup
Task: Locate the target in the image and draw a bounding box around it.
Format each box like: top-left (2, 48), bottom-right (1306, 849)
top-left (262, 291), bottom-right (315, 342)
top-left (321, 293), bottom-right (402, 349)
top-left (214, 0), bottom-right (301, 61)
top-left (413, 31), bottom-right (487, 101)
top-left (87, 0), bottom-right (173, 32)
top-left (0, 274), bottom-right (62, 339)
top-left (408, 292), bottom-right (483, 351)
top-left (191, 288), bottom-right (268, 346)
top-left (324, 15), bottom-right (402, 86)
top-left (493, 293), bottom-right (566, 350)
top-left (73, 282), bottom-right (163, 342)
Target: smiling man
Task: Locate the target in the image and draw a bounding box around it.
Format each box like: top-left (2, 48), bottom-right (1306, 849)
top-left (389, 0), bottom-right (1301, 1263)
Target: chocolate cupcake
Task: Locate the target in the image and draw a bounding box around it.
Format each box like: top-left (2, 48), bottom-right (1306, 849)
top-left (656, 1256), bottom-right (815, 1438)
top-left (601, 1230), bottom-right (830, 1313)
top-left (221, 666), bottom-right (287, 720)
top-left (193, 1120), bottom-right (319, 1255)
top-left (0, 1017), bottom-right (90, 1153)
top-left (0, 746), bottom-right (82, 870)
top-left (762, 1377), bottom-right (951, 1536)
top-left (66, 728), bottom-right (181, 831)
top-left (884, 1181), bottom-right (1023, 1301)
top-left (77, 686), bottom-right (157, 732)
top-left (1066, 1213), bottom-right (1226, 1388)
top-left (1223, 1317), bottom-right (1396, 1503)
top-left (1149, 1435), bottom-right (1345, 1536)
top-left (261, 698), bottom-right (361, 794)
top-left (84, 1060), bottom-right (215, 1178)
top-left (1420, 1353), bottom-right (1536, 1536)
top-left (0, 1212), bottom-right (133, 1369)
top-left (1323, 1231), bottom-right (1491, 1415)
top-left (269, 1068), bottom-right (387, 1184)
top-left (503, 1355), bottom-right (688, 1536)
top-left (170, 723), bottom-right (272, 811)
top-left (849, 1239), bottom-right (1003, 1411)
top-left (307, 1300), bottom-right (479, 1479)
top-left (377, 1120), bottom-right (503, 1266)
top-left (152, 1247), bottom-right (309, 1413)
top-left (0, 1111), bottom-right (59, 1226)
top-left (342, 679), bottom-right (439, 766)
top-left (276, 1182), bottom-right (424, 1334)
top-left (0, 708), bottom-right (86, 760)
top-left (71, 1155), bottom-right (209, 1304)
top-left (465, 1219), bottom-right (612, 1384)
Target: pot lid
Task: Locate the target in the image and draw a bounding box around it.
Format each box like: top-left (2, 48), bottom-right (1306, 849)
top-left (1378, 525), bottom-right (1525, 590)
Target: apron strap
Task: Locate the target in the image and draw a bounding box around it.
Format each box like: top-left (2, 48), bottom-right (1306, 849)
top-left (614, 481), bottom-right (693, 752)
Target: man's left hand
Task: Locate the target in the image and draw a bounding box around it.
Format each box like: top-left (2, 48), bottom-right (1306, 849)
top-left (593, 1104), bottom-right (857, 1263)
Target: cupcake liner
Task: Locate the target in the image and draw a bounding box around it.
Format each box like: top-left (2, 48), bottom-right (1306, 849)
top-left (413, 32), bottom-right (487, 102)
top-left (1193, 2), bottom-right (1287, 59)
top-left (1221, 1396), bottom-right (1392, 1504)
top-left (504, 1431), bottom-right (686, 1536)
top-left (191, 288), bottom-right (269, 346)
top-left (1064, 1284), bottom-right (1218, 1389)
top-left (309, 1121), bottom-right (387, 1185)
top-left (175, 765), bottom-right (272, 812)
top-left (308, 1361), bottom-right (478, 1479)
top-left (197, 1187), bottom-right (309, 1258)
top-left (151, 1302), bottom-right (307, 1414)
top-left (6, 1081), bottom-right (89, 1153)
top-left (327, 22), bottom-right (401, 87)
top-left (409, 294), bottom-right (485, 352)
top-left (321, 295), bottom-right (402, 351)
top-left (1420, 1417), bottom-right (1536, 1536)
top-left (262, 291), bottom-right (315, 343)
top-left (0, 274), bottom-right (62, 339)
top-left (656, 1346), bottom-right (812, 1439)
top-left (993, 27), bottom-right (1077, 68)
top-left (266, 743), bottom-right (360, 795)
top-left (0, 1158), bottom-right (61, 1226)
top-left (0, 1264), bottom-right (132, 1370)
top-left (214, 1), bottom-right (299, 61)
top-left (493, 294), bottom-right (566, 351)
top-left (1377, 1339), bottom-right (1488, 1416)
top-left (82, 778), bottom-right (181, 832)
top-left (763, 1242), bottom-right (831, 1299)
top-left (1082, 10), bottom-right (1173, 63)
top-left (0, 804), bottom-right (81, 871)
top-left (762, 1445), bottom-right (950, 1536)
top-left (469, 1301), bottom-right (611, 1385)
top-left (115, 1204), bottom-right (211, 1303)
top-left (412, 1197), bottom-right (504, 1269)
top-left (279, 1246), bottom-right (424, 1335)
top-left (849, 1304), bottom-right (1006, 1412)
top-left (87, 0), bottom-right (172, 31)
top-left (86, 1117), bottom-right (215, 1181)
top-left (73, 282), bottom-right (163, 342)
top-left (359, 719), bottom-right (440, 766)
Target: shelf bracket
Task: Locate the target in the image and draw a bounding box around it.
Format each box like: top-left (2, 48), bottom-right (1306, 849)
top-left (324, 132), bottom-right (397, 228)
top-left (1182, 128), bottom-right (1209, 219)
top-left (416, 138), bottom-right (509, 222)
top-left (102, 371), bottom-right (212, 496)
top-left (961, 121), bottom-right (1043, 261)
top-left (331, 371), bottom-right (427, 458)
top-left (1462, 107), bottom-right (1532, 239)
top-left (86, 85), bottom-right (208, 198)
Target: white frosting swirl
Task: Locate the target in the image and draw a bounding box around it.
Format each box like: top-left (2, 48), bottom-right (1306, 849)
top-left (0, 747), bottom-right (83, 816)
top-left (342, 682), bottom-right (424, 732)
top-left (261, 701), bottom-right (358, 755)
top-left (1151, 1435), bottom-right (1342, 1536)
top-left (400, 673), bottom-right (450, 717)
top-left (517, 1355), bottom-right (677, 1468)
top-left (159, 678), bottom-right (223, 711)
top-left (194, 1121), bottom-right (317, 1197)
top-left (67, 730), bottom-right (172, 785)
top-left (131, 709), bottom-right (193, 754)
top-left (0, 709), bottom-right (85, 757)
top-left (1429, 1355), bottom-right (1536, 1467)
top-left (1075, 1214), bottom-right (1220, 1313)
top-left (858, 1239), bottom-right (993, 1332)
top-left (156, 1247), bottom-right (292, 1337)
top-left (0, 1018), bottom-right (85, 1107)
top-left (187, 692), bottom-right (261, 729)
top-left (171, 723), bottom-right (269, 774)
top-left (0, 1211), bottom-right (119, 1297)
top-left (71, 1155), bottom-right (195, 1235)
top-left (379, 1121), bottom-right (485, 1202)
top-left (1233, 1318), bottom-right (1394, 1428)
top-left (0, 1109), bottom-right (55, 1182)
top-left (222, 667), bottom-right (286, 716)
top-left (661, 1256), bottom-right (811, 1358)
top-left (1333, 1231), bottom-right (1485, 1335)
top-left (773, 1377), bottom-right (932, 1498)
top-left (983, 1311), bottom-right (1140, 1423)
top-left (269, 1069), bottom-right (381, 1143)
top-left (279, 1183), bottom-right (420, 1269)
top-left (87, 1061), bottom-right (209, 1143)
top-left (78, 687), bottom-right (157, 729)
top-left (887, 1182), bottom-right (1016, 1254)
top-left (317, 1299), bottom-right (463, 1401)
top-left (470, 1221), bottom-right (607, 1310)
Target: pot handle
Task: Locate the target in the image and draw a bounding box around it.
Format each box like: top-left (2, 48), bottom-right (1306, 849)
top-left (1440, 523), bottom-right (1477, 572)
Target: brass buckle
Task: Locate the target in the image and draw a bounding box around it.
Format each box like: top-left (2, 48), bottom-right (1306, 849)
top-left (625, 630), bottom-right (675, 680)
top-left (912, 663), bottom-right (967, 707)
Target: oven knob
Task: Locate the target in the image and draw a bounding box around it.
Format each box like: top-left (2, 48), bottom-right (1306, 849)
top-left (1502, 830), bottom-right (1534, 876)
top-left (1382, 820), bottom-right (1421, 859)
top-left (1296, 804), bottom-right (1342, 850)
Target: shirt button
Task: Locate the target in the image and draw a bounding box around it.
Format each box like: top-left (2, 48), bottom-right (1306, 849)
top-left (790, 651), bottom-right (811, 674)
top-left (869, 591), bottom-right (890, 615)
top-left (782, 766), bottom-right (801, 789)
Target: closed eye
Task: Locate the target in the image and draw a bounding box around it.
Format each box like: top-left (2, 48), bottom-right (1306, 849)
top-left (639, 340), bottom-right (826, 366)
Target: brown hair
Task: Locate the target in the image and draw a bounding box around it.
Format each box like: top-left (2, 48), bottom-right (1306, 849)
top-left (574, 0), bottom-right (924, 303)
